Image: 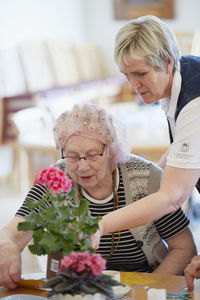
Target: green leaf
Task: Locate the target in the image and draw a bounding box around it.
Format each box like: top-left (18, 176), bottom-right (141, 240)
top-left (80, 284), bottom-right (97, 294)
top-left (54, 281), bottom-right (79, 293)
top-left (28, 244), bottom-right (45, 255)
top-left (71, 198), bottom-right (89, 216)
top-left (17, 221), bottom-right (34, 231)
top-left (25, 197), bottom-right (46, 210)
top-left (90, 279), bottom-right (114, 297)
top-left (42, 275), bottom-right (63, 288)
top-left (67, 188), bottom-right (77, 200)
top-left (62, 241), bottom-right (75, 256)
top-left (39, 232), bottom-right (62, 254)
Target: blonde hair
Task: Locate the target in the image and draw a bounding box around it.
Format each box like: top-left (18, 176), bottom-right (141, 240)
top-left (53, 104), bottom-right (131, 171)
top-left (114, 15), bottom-right (180, 70)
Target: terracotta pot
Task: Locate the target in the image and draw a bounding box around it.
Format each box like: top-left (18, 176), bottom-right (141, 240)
top-left (46, 251), bottom-right (63, 278)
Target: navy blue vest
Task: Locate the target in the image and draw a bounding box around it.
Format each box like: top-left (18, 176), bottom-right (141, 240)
top-left (168, 55), bottom-right (200, 193)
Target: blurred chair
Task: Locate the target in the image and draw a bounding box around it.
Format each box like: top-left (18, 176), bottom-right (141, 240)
top-left (75, 43), bottom-right (110, 81)
top-left (190, 29), bottom-right (200, 56)
top-left (18, 40), bottom-right (56, 92)
top-left (45, 37), bottom-right (81, 86)
top-left (0, 98), bottom-right (3, 144)
top-left (11, 107), bottom-right (58, 191)
top-left (174, 31), bottom-right (194, 55)
top-left (104, 102), bottom-right (170, 163)
top-left (0, 98), bottom-right (16, 191)
top-left (0, 45), bottom-right (27, 97)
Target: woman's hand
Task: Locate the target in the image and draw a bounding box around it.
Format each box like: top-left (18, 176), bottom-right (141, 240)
top-left (0, 217), bottom-right (33, 289)
top-left (184, 255), bottom-right (200, 291)
top-left (0, 240), bottom-right (22, 289)
top-left (89, 229), bottom-right (101, 249)
top-left (89, 221), bottom-right (104, 249)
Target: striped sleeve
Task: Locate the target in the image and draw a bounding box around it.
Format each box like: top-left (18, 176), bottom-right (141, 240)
top-left (154, 207), bottom-right (190, 240)
top-left (15, 184), bottom-right (47, 218)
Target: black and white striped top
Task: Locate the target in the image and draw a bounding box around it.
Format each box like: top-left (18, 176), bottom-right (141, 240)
top-left (16, 168), bottom-right (189, 272)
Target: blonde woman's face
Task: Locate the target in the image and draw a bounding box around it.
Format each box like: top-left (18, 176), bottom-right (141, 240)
top-left (63, 135), bottom-right (112, 192)
top-left (119, 55), bottom-right (174, 104)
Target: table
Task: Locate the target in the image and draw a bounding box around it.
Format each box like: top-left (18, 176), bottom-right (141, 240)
top-left (0, 272), bottom-right (194, 299)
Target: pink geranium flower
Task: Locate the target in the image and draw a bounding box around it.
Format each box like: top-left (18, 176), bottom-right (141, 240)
top-left (59, 251), bottom-right (106, 276)
top-left (34, 166), bottom-right (72, 194)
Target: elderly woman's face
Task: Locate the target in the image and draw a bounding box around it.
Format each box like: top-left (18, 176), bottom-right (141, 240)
top-left (119, 55), bottom-right (174, 104)
top-left (63, 135), bottom-right (111, 192)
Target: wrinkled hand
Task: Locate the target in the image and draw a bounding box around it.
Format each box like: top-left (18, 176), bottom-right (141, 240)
top-left (89, 221), bottom-right (104, 250)
top-left (184, 255), bottom-right (200, 291)
top-left (0, 240), bottom-right (22, 289)
top-left (89, 229), bottom-right (101, 250)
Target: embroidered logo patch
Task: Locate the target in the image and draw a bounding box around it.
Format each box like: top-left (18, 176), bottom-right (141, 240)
top-left (180, 143), bottom-right (189, 152)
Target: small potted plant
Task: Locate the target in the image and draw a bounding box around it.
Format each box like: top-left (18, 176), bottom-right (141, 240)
top-left (43, 251), bottom-right (124, 300)
top-left (17, 166), bottom-right (101, 278)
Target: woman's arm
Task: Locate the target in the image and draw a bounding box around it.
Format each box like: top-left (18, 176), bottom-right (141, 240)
top-left (153, 228), bottom-right (197, 275)
top-left (102, 166), bottom-right (200, 233)
top-left (91, 166), bottom-right (200, 249)
top-left (158, 149), bottom-right (169, 169)
top-left (0, 216), bottom-right (32, 289)
top-left (184, 255), bottom-right (200, 291)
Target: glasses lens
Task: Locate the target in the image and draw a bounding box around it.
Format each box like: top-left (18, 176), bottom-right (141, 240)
top-left (87, 154), bottom-right (100, 161)
top-left (67, 157), bottom-right (79, 163)
top-left (66, 145), bottom-right (105, 164)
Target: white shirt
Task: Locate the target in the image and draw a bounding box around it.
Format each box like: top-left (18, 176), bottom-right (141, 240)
top-left (161, 69), bottom-right (200, 169)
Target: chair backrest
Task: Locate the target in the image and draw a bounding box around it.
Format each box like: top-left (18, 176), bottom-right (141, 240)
top-left (45, 37), bottom-right (81, 86)
top-left (11, 106), bottom-right (55, 145)
top-left (190, 29), bottom-right (200, 56)
top-left (0, 45), bottom-right (27, 97)
top-left (18, 40), bottom-right (56, 92)
top-left (174, 31), bottom-right (194, 55)
top-left (74, 43), bottom-right (110, 81)
top-left (0, 98), bottom-right (3, 144)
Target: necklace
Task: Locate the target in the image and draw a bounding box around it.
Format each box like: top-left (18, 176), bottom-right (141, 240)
top-left (77, 169), bottom-right (121, 259)
top-left (103, 168), bottom-right (121, 259)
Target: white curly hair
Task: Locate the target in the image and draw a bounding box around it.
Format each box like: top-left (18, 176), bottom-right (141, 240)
top-left (53, 104), bottom-right (131, 171)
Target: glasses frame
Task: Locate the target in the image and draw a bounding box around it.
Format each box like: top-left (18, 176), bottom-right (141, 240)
top-left (61, 144), bottom-right (106, 163)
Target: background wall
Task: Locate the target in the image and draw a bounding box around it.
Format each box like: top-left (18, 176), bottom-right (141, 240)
top-left (84, 0), bottom-right (200, 73)
top-left (0, 0), bottom-right (199, 75)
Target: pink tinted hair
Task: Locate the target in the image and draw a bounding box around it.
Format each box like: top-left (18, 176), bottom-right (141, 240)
top-left (53, 104), bottom-right (131, 170)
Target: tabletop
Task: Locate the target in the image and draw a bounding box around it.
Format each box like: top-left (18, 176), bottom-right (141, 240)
top-left (0, 271), bottom-right (196, 300)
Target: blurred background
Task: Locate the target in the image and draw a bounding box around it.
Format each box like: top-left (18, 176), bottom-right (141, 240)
top-left (0, 0), bottom-right (200, 273)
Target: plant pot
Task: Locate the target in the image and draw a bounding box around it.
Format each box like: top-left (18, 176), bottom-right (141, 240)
top-left (46, 251), bottom-right (63, 279)
top-left (55, 293), bottom-right (106, 300)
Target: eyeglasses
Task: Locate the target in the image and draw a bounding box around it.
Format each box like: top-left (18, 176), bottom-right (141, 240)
top-left (62, 144), bottom-right (106, 164)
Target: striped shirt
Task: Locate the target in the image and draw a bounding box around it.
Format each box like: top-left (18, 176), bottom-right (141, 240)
top-left (16, 167), bottom-right (189, 272)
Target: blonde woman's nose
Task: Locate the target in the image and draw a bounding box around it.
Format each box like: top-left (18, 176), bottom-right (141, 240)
top-left (129, 77), bottom-right (141, 92)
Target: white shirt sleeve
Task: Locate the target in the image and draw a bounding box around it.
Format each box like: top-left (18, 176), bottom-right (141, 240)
top-left (166, 97), bottom-right (200, 169)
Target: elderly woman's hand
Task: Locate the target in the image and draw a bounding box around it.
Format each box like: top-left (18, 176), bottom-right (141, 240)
top-left (184, 255), bottom-right (200, 291)
top-left (0, 240), bottom-right (22, 289)
top-left (89, 221), bottom-right (104, 250)
top-left (89, 229), bottom-right (101, 250)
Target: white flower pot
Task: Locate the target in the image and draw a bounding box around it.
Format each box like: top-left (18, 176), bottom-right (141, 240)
top-left (55, 293), bottom-right (106, 300)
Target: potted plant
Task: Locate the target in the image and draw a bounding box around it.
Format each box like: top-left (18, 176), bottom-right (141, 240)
top-left (17, 166), bottom-right (101, 278)
top-left (43, 251), bottom-right (124, 300)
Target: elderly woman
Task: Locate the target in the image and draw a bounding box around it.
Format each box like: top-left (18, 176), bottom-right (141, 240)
top-left (0, 104), bottom-right (196, 289)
